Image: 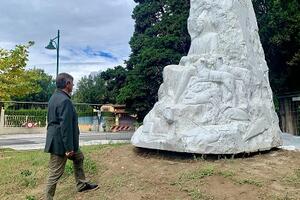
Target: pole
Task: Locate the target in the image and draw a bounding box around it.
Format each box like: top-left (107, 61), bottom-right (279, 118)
top-left (56, 29), bottom-right (60, 77)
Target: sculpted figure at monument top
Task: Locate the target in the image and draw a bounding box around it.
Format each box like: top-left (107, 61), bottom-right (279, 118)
top-left (131, 0), bottom-right (282, 154)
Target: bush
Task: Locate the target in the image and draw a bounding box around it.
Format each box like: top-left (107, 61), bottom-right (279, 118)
top-left (5, 108), bottom-right (47, 117)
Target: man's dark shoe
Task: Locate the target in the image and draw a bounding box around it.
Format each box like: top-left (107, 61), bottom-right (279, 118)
top-left (78, 183), bottom-right (99, 192)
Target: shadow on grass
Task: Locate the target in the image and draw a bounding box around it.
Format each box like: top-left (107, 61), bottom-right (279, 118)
top-left (133, 146), bottom-right (282, 161)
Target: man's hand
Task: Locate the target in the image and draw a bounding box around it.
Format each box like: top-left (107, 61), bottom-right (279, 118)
top-left (65, 151), bottom-right (75, 158)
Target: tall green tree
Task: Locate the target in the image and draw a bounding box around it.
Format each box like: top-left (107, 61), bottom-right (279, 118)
top-left (73, 66), bottom-right (127, 104)
top-left (0, 42), bottom-right (40, 101)
top-left (253, 0), bottom-right (300, 94)
top-left (73, 73), bottom-right (106, 104)
top-left (100, 65), bottom-right (127, 104)
top-left (12, 69), bottom-right (55, 102)
top-left (118, 0), bottom-right (190, 120)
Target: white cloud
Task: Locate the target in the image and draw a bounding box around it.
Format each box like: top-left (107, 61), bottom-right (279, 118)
top-left (0, 0), bottom-right (136, 83)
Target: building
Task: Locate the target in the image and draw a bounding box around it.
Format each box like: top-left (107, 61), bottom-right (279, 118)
top-left (100, 104), bottom-right (137, 132)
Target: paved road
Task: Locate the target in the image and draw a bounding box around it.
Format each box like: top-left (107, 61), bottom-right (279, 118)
top-left (0, 132), bottom-right (134, 150)
top-left (280, 133), bottom-right (300, 151)
top-left (0, 132), bottom-right (299, 151)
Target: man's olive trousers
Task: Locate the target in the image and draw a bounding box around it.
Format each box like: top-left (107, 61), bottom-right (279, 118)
top-left (45, 152), bottom-right (87, 200)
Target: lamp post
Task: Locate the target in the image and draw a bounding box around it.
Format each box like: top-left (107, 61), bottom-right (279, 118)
top-left (45, 30), bottom-right (60, 77)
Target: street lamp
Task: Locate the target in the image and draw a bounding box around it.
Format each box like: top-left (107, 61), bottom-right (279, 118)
top-left (45, 29), bottom-right (60, 77)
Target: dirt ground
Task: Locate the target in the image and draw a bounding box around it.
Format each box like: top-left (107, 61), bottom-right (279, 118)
top-left (70, 145), bottom-right (300, 200)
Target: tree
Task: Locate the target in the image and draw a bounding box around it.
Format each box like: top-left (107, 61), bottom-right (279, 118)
top-left (73, 73), bottom-right (106, 104)
top-left (12, 69), bottom-right (56, 102)
top-left (118, 0), bottom-right (190, 120)
top-left (253, 0), bottom-right (300, 94)
top-left (100, 65), bottom-right (127, 104)
top-left (73, 66), bottom-right (127, 104)
top-left (0, 42), bottom-right (40, 101)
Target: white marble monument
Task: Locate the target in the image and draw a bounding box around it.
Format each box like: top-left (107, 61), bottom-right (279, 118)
top-left (131, 0), bottom-right (282, 154)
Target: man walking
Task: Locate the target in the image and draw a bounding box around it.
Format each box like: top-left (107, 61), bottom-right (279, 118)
top-left (45, 73), bottom-right (98, 200)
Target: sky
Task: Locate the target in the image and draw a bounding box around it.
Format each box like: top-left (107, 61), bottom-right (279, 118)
top-left (0, 0), bottom-right (136, 85)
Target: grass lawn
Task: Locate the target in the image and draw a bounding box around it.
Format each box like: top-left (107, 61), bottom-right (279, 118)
top-left (0, 144), bottom-right (299, 200)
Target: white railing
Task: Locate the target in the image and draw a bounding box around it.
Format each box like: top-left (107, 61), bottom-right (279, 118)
top-left (4, 115), bottom-right (46, 128)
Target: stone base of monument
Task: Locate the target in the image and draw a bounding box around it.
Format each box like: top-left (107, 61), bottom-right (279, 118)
top-left (131, 57), bottom-right (282, 154)
top-left (132, 123), bottom-right (281, 154)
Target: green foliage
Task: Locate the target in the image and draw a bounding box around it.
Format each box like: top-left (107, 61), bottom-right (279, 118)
top-left (181, 165), bottom-right (215, 181)
top-left (176, 165), bottom-right (215, 186)
top-left (118, 0), bottom-right (190, 121)
top-left (73, 73), bottom-right (106, 104)
top-left (0, 145), bottom-right (118, 199)
top-left (73, 65), bottom-right (127, 104)
top-left (20, 169), bottom-right (36, 188)
top-left (12, 69), bottom-right (55, 102)
top-left (0, 42), bottom-right (41, 101)
top-left (84, 157), bottom-right (98, 174)
top-left (64, 161), bottom-right (74, 176)
top-left (5, 108), bottom-right (47, 116)
top-left (218, 170), bottom-right (235, 178)
top-left (187, 189), bottom-right (214, 200)
top-left (101, 112), bottom-right (114, 117)
top-left (237, 178), bottom-right (263, 187)
top-left (253, 0), bottom-right (300, 94)
top-left (64, 156), bottom-right (97, 177)
top-left (25, 195), bottom-right (37, 200)
top-left (101, 65), bottom-right (127, 104)
top-left (283, 168), bottom-right (300, 186)
top-left (20, 169), bottom-right (33, 177)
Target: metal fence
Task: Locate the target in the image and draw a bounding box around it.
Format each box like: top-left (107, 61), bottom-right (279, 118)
top-left (4, 115), bottom-right (46, 127)
top-left (0, 101), bottom-right (102, 130)
top-left (0, 101), bottom-right (48, 128)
